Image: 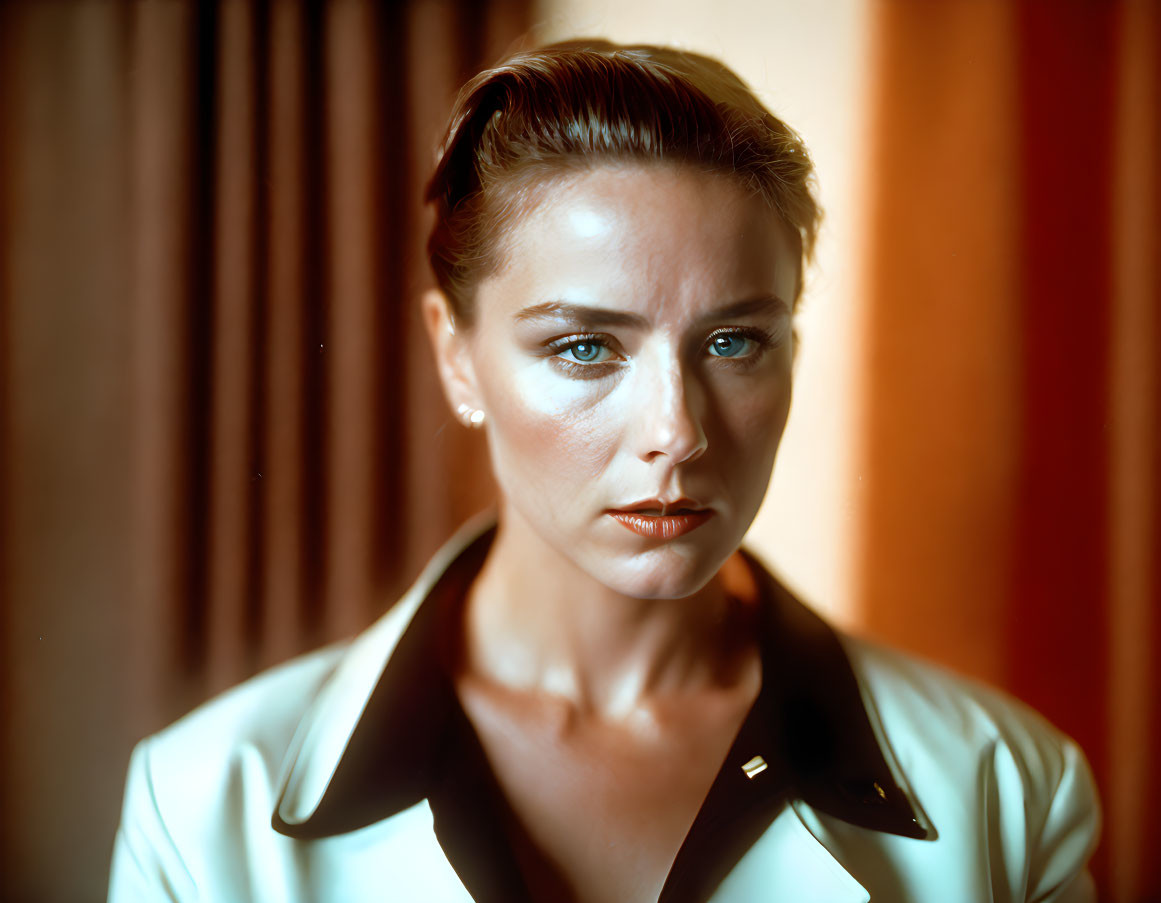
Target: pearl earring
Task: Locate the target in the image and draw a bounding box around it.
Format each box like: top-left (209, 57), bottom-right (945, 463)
top-left (456, 404), bottom-right (486, 428)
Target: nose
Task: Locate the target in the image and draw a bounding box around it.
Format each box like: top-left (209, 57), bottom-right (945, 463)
top-left (634, 362), bottom-right (708, 466)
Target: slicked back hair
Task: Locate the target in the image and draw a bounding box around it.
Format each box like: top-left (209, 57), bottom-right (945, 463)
top-left (425, 39), bottom-right (821, 326)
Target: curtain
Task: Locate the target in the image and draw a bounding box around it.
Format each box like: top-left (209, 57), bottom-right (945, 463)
top-left (858, 2), bottom-right (1159, 901)
top-left (0, 1), bottom-right (525, 899)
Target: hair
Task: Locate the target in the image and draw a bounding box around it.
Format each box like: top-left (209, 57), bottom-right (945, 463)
top-left (425, 39), bottom-right (821, 326)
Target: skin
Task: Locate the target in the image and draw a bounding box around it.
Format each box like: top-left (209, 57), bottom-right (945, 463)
top-left (423, 163), bottom-right (800, 903)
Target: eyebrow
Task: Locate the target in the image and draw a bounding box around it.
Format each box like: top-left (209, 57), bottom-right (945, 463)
top-left (512, 295), bottom-right (790, 329)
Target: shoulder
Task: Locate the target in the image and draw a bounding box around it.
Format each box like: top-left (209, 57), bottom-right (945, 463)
top-left (128, 643), bottom-right (349, 844)
top-left (110, 644), bottom-right (355, 900)
top-left (841, 635), bottom-right (1081, 789)
top-left (148, 642), bottom-right (347, 780)
top-left (835, 635), bottom-right (1100, 901)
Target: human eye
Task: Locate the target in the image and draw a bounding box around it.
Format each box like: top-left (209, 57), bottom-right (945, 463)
top-left (705, 326), bottom-right (775, 361)
top-left (542, 333), bottom-right (624, 378)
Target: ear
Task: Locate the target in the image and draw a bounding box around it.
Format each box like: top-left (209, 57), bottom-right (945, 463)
top-left (421, 288), bottom-right (481, 417)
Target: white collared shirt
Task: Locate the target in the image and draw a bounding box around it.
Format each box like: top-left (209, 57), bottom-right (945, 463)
top-left (109, 519), bottom-right (1099, 902)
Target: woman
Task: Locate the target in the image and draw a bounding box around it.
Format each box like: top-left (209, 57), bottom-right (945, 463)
top-left (110, 40), bottom-right (1099, 903)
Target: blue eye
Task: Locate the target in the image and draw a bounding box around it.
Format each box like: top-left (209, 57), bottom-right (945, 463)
top-left (543, 333), bottom-right (621, 376)
top-left (568, 341), bottom-right (604, 362)
top-left (552, 336), bottom-right (617, 364)
top-left (708, 333), bottom-right (753, 358)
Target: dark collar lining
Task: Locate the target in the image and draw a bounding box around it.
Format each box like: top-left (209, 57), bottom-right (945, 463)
top-left (271, 528), bottom-right (495, 840)
top-left (273, 528), bottom-right (930, 852)
top-left (748, 551), bottom-right (926, 839)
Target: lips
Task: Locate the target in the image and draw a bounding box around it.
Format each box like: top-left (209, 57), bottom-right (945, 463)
top-left (608, 498), bottom-right (713, 539)
top-left (615, 497), bottom-right (703, 515)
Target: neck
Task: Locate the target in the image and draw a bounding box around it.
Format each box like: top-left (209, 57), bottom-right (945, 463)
top-left (460, 506), bottom-right (757, 719)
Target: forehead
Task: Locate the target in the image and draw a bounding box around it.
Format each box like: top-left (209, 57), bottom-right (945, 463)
top-left (479, 163), bottom-right (800, 324)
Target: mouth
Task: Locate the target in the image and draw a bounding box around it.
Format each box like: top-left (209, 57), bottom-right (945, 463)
top-left (607, 498), bottom-right (713, 540)
top-left (614, 497), bottom-right (705, 515)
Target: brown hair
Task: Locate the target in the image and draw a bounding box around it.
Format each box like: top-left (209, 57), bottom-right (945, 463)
top-left (425, 39), bottom-right (821, 326)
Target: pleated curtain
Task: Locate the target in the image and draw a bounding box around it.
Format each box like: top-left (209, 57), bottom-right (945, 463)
top-left (857, 3), bottom-right (1160, 900)
top-left (0, 2), bottom-right (522, 899)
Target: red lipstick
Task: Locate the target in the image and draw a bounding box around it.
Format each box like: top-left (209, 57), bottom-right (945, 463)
top-left (608, 499), bottom-right (713, 539)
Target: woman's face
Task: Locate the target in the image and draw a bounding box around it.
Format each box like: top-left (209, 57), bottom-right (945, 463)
top-left (442, 164), bottom-right (798, 599)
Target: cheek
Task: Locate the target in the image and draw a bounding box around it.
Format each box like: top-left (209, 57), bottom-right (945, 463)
top-left (481, 365), bottom-right (621, 490)
top-left (710, 371), bottom-right (793, 468)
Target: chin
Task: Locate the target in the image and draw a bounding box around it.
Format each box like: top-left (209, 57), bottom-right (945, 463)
top-left (594, 546), bottom-right (726, 600)
top-left (578, 513), bottom-right (747, 600)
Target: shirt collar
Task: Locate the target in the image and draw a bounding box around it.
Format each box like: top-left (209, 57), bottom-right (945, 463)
top-left (272, 515), bottom-right (931, 842)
